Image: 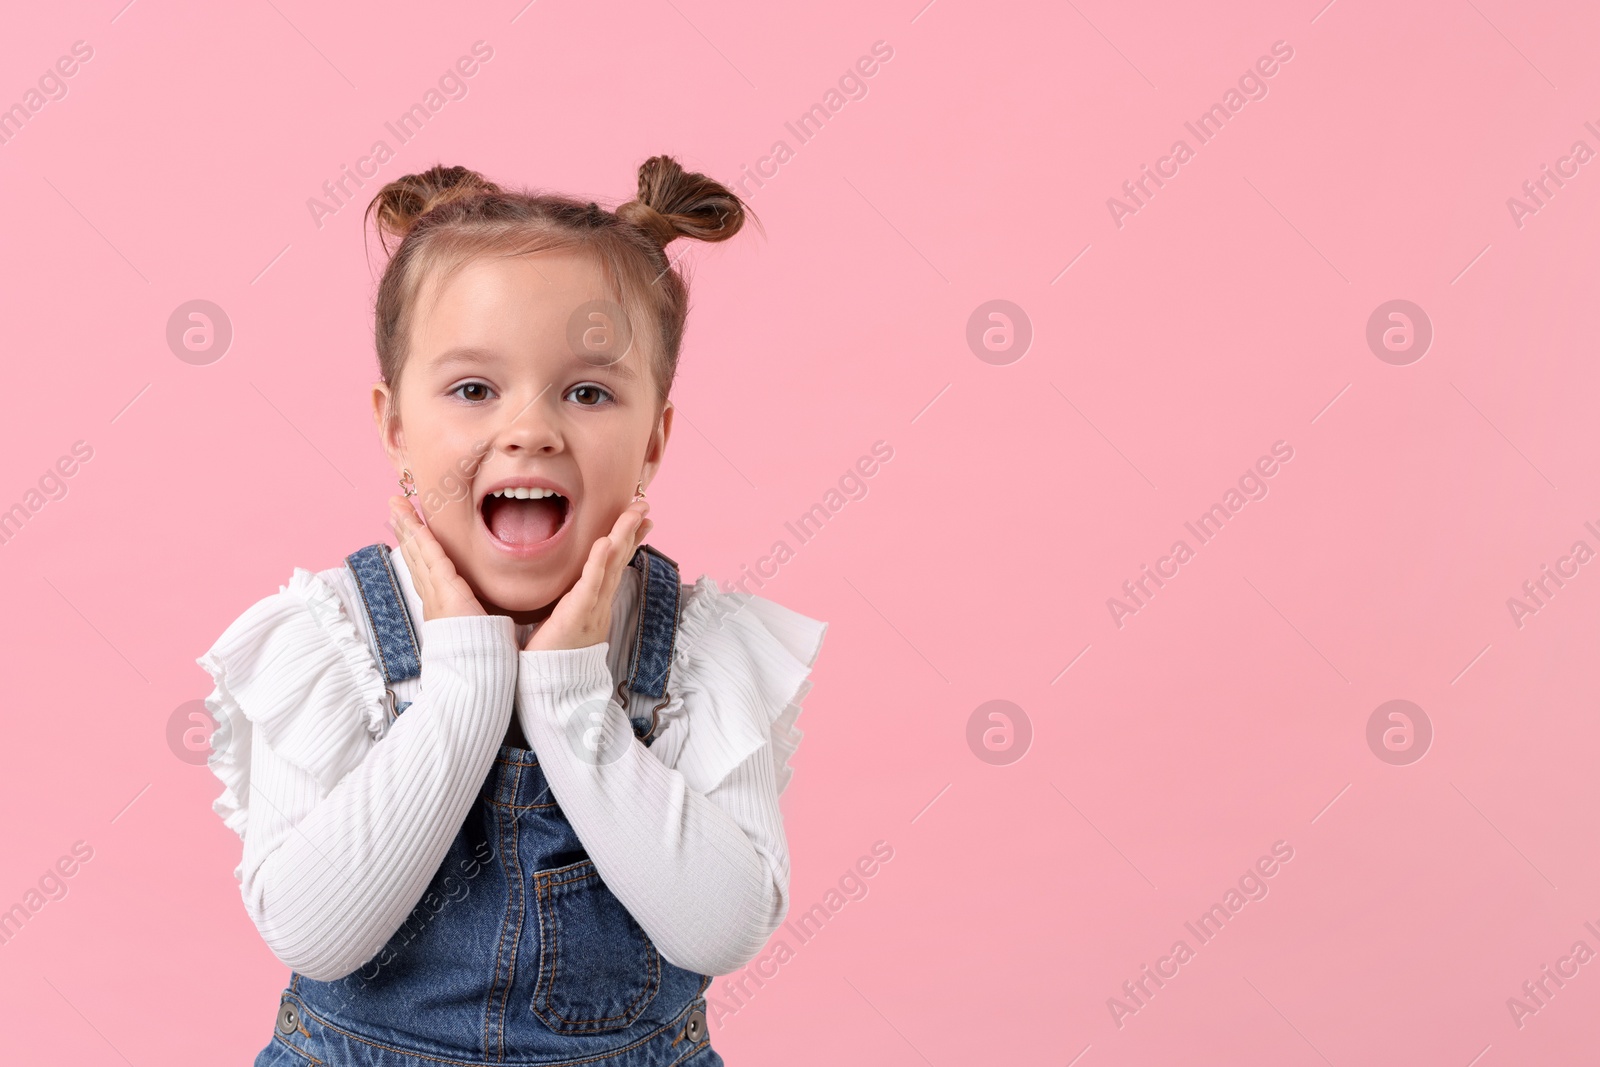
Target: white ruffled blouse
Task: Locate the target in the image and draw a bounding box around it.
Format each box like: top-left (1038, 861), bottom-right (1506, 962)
top-left (198, 547), bottom-right (825, 981)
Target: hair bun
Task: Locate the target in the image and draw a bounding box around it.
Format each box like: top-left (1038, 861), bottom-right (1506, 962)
top-left (369, 164), bottom-right (501, 252)
top-left (618, 200), bottom-right (678, 248)
top-left (615, 155), bottom-right (747, 249)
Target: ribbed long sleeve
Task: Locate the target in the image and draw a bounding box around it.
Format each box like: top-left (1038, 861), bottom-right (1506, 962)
top-left (514, 643), bottom-right (790, 976)
top-left (236, 615), bottom-right (518, 980)
top-left (202, 552), bottom-right (824, 986)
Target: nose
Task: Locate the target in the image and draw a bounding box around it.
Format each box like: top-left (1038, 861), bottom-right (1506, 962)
top-left (493, 382), bottom-right (563, 457)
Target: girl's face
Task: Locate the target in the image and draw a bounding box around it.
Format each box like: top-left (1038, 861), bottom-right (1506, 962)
top-left (372, 249), bottom-right (672, 623)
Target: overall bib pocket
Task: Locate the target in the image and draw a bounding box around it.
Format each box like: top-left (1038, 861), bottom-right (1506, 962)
top-left (530, 858), bottom-right (662, 1034)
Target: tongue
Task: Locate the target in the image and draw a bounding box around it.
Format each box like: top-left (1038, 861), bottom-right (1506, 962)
top-left (487, 497), bottom-right (563, 544)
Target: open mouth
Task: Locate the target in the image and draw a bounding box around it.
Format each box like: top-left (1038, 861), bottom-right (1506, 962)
top-left (480, 486), bottom-right (570, 549)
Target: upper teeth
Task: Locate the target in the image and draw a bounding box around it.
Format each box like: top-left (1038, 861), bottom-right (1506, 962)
top-left (490, 487), bottom-right (561, 499)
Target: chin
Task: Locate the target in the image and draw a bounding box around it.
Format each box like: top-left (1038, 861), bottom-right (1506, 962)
top-left (496, 573), bottom-right (568, 612)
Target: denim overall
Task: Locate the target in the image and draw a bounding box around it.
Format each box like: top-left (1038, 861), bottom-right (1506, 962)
top-left (255, 543), bottom-right (721, 1067)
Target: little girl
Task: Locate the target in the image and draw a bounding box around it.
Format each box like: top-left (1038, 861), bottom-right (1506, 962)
top-left (197, 157), bottom-right (826, 1066)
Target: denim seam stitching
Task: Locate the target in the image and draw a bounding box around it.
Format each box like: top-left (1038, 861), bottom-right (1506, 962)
top-left (347, 550), bottom-right (399, 684)
top-left (375, 545), bottom-right (422, 676)
top-left (529, 858), bottom-right (661, 1030)
top-left (646, 574), bottom-right (686, 744)
top-left (271, 1031), bottom-right (325, 1065)
top-left (486, 758), bottom-right (525, 1059)
top-left (626, 550), bottom-right (652, 698)
top-left (288, 994), bottom-right (694, 1067)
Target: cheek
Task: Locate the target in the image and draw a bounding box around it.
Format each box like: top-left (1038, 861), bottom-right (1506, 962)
top-left (575, 424), bottom-right (646, 497)
top-left (406, 436), bottom-right (484, 537)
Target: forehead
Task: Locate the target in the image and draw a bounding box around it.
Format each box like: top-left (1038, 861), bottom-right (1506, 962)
top-left (410, 250), bottom-right (648, 380)
top-left (417, 250), bottom-right (608, 334)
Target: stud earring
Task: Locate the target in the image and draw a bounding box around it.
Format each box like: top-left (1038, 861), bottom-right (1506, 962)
top-left (633, 480), bottom-right (646, 502)
top-left (399, 469), bottom-right (417, 498)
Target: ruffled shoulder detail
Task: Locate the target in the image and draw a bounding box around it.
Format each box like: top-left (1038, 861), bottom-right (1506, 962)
top-left (196, 568), bottom-right (389, 845)
top-left (657, 576), bottom-right (827, 796)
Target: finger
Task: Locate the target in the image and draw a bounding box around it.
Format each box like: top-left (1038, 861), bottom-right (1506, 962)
top-left (609, 501), bottom-right (648, 555)
top-left (573, 533), bottom-right (612, 614)
top-left (591, 504), bottom-right (643, 594)
top-left (390, 496), bottom-right (421, 565)
top-left (402, 501), bottom-right (462, 582)
top-left (390, 498), bottom-right (433, 603)
top-left (595, 506), bottom-right (646, 610)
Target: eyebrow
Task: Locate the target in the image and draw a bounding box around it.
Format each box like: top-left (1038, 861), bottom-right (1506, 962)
top-left (428, 346), bottom-right (498, 370)
top-left (428, 344), bottom-right (641, 383)
top-left (587, 352), bottom-right (639, 382)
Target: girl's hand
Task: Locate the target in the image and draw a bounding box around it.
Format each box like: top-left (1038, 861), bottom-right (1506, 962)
top-left (388, 494), bottom-right (487, 621)
top-left (524, 500), bottom-right (652, 652)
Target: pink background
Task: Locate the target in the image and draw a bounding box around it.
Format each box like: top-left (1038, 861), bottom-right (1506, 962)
top-left (2, 0), bottom-right (1598, 1063)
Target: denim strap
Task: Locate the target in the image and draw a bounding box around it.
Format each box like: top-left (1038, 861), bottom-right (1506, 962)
top-left (623, 544), bottom-right (683, 744)
top-left (345, 544), bottom-right (422, 717)
top-left (343, 543), bottom-right (679, 733)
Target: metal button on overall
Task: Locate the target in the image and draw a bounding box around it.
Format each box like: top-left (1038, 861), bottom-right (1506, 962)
top-left (684, 1006), bottom-right (707, 1043)
top-left (276, 1001), bottom-right (299, 1035)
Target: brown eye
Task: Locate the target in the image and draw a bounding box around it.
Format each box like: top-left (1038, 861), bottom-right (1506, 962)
top-left (453, 381), bottom-right (491, 402)
top-left (566, 384), bottom-right (612, 406)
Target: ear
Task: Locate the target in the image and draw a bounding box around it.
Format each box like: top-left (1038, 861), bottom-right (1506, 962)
top-left (639, 399), bottom-right (673, 491)
top-left (371, 381), bottom-right (405, 468)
